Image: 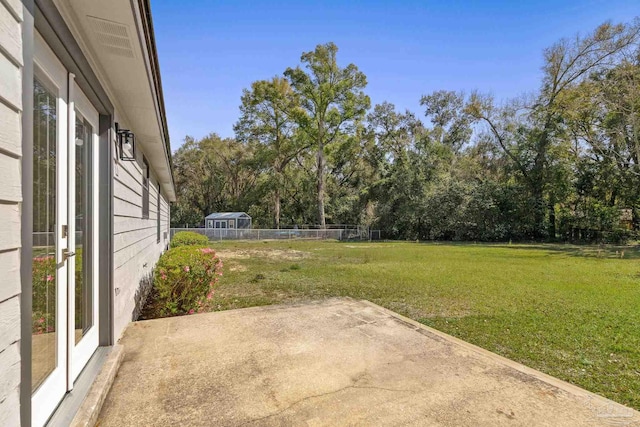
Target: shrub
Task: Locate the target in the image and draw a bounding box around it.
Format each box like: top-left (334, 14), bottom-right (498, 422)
top-left (603, 228), bottom-right (633, 245)
top-left (170, 231), bottom-right (209, 248)
top-left (32, 255), bottom-right (56, 334)
top-left (154, 245), bottom-right (223, 316)
top-left (32, 250), bottom-right (86, 334)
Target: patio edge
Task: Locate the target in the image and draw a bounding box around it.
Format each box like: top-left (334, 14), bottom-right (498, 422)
top-left (359, 299), bottom-right (640, 420)
top-left (69, 344), bottom-right (125, 427)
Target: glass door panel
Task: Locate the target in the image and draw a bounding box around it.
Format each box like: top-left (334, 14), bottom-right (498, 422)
top-left (32, 78), bottom-right (58, 391)
top-left (32, 31), bottom-right (70, 427)
top-left (74, 114), bottom-right (92, 344)
top-left (32, 34), bottom-right (101, 426)
top-left (32, 32), bottom-right (70, 427)
top-left (70, 84), bottom-right (99, 383)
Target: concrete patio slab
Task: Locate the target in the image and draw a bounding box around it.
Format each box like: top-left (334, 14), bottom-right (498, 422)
top-left (98, 298), bottom-right (639, 426)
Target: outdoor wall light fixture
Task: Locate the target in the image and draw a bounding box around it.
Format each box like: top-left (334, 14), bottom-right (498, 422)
top-left (115, 122), bottom-right (136, 161)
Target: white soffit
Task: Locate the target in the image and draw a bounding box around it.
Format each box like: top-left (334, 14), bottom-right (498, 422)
top-left (60, 0), bottom-right (176, 201)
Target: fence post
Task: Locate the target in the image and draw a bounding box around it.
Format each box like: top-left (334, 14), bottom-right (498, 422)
top-left (258, 230), bottom-right (260, 240)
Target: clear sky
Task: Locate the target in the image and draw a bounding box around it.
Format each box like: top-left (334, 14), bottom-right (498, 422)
top-left (151, 0), bottom-right (639, 150)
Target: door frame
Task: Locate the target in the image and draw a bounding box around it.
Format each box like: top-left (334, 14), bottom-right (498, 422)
top-left (22, 2), bottom-right (115, 425)
top-left (68, 77), bottom-right (100, 383)
top-left (31, 31), bottom-right (71, 427)
top-left (215, 220), bottom-right (228, 237)
top-left (30, 32), bottom-right (101, 426)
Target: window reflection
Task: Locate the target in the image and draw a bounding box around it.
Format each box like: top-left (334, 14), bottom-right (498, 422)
top-left (75, 114), bottom-right (93, 344)
top-left (32, 78), bottom-right (57, 392)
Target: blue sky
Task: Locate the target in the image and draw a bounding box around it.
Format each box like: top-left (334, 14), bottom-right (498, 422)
top-left (151, 0), bottom-right (639, 149)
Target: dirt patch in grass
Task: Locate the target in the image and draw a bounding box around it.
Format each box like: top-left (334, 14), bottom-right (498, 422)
top-left (216, 249), bottom-right (310, 260)
top-left (387, 300), bottom-right (471, 320)
top-left (228, 262), bottom-right (247, 272)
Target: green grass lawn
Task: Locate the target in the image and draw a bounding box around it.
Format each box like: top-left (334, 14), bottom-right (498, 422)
top-left (209, 240), bottom-right (640, 410)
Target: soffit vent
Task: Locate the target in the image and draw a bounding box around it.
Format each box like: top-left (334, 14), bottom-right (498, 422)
top-left (87, 16), bottom-right (135, 59)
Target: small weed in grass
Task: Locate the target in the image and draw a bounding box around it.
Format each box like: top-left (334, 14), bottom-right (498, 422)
top-left (250, 273), bottom-right (266, 283)
top-left (280, 264), bottom-right (301, 272)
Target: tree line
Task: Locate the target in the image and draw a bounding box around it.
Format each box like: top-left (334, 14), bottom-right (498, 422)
top-left (171, 19), bottom-right (640, 242)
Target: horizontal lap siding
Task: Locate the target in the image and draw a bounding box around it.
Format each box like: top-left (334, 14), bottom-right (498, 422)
top-left (0, 249), bottom-right (20, 302)
top-left (0, 101), bottom-right (20, 156)
top-left (112, 143), bottom-right (170, 340)
top-left (0, 1), bottom-right (21, 425)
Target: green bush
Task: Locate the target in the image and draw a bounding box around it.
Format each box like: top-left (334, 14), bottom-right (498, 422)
top-left (32, 255), bottom-right (56, 334)
top-left (33, 249), bottom-right (86, 334)
top-left (603, 228), bottom-right (633, 245)
top-left (170, 231), bottom-right (209, 248)
top-left (154, 245), bottom-right (223, 316)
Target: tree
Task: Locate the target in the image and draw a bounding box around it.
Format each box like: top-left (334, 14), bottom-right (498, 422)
top-left (466, 20), bottom-right (640, 237)
top-left (559, 58), bottom-right (640, 230)
top-left (420, 90), bottom-right (472, 153)
top-left (234, 77), bottom-right (303, 228)
top-left (168, 20), bottom-right (640, 243)
top-left (366, 102), bottom-right (432, 239)
top-left (170, 134), bottom-right (257, 227)
top-left (284, 42), bottom-right (370, 226)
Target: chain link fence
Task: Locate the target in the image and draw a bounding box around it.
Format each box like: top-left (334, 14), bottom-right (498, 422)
top-left (170, 227), bottom-right (381, 242)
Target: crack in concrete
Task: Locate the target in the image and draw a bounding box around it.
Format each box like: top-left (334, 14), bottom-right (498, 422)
top-left (237, 383), bottom-right (416, 426)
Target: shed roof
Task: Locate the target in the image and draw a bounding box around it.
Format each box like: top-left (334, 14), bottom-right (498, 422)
top-left (205, 212), bottom-right (251, 220)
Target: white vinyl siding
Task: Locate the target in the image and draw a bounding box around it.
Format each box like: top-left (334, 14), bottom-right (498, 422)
top-left (0, 0), bottom-right (22, 425)
top-left (112, 132), bottom-right (170, 339)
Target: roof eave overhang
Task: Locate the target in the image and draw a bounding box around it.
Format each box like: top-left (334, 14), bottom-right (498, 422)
top-left (131, 0), bottom-right (176, 201)
top-left (54, 0), bottom-right (176, 202)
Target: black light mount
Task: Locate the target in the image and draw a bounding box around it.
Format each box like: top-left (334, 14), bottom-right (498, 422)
top-left (115, 122), bottom-right (136, 161)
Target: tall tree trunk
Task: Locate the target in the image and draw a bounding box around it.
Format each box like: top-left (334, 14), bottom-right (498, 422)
top-left (531, 184), bottom-right (546, 239)
top-left (609, 188), bottom-right (617, 207)
top-left (316, 144), bottom-right (326, 227)
top-left (548, 200), bottom-right (556, 240)
top-left (532, 132), bottom-right (549, 239)
top-left (274, 188), bottom-right (281, 229)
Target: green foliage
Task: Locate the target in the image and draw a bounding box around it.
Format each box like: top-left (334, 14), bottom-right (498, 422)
top-left (172, 22), bottom-right (640, 242)
top-left (234, 77), bottom-right (303, 228)
top-left (32, 255), bottom-right (56, 334)
top-left (154, 246), bottom-right (222, 316)
top-left (170, 134), bottom-right (257, 227)
top-left (32, 250), bottom-right (86, 334)
top-left (284, 42), bottom-right (371, 226)
top-left (170, 231), bottom-right (209, 248)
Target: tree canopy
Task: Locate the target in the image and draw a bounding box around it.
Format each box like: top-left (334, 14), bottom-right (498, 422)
top-left (171, 19), bottom-right (640, 243)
